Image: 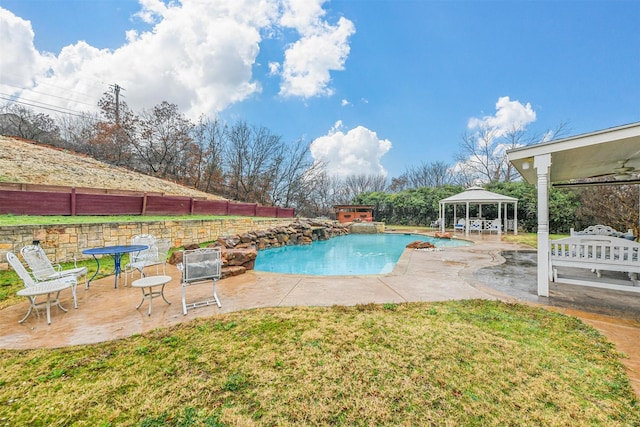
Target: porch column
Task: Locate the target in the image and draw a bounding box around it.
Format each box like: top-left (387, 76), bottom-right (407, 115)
top-left (535, 154), bottom-right (552, 297)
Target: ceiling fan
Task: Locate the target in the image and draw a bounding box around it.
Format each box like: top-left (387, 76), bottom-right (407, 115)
top-left (612, 159), bottom-right (640, 181)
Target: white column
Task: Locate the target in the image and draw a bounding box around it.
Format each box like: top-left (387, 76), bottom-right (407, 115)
top-left (535, 154), bottom-right (552, 297)
top-left (465, 202), bottom-right (470, 235)
top-left (514, 201), bottom-right (518, 235)
top-left (498, 202), bottom-right (502, 236)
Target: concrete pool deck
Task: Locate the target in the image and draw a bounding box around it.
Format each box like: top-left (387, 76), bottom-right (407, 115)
top-left (1, 233), bottom-right (638, 396)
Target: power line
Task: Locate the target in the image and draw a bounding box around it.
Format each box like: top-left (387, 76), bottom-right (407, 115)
top-left (0, 95), bottom-right (91, 118)
top-left (0, 82), bottom-right (98, 108)
top-left (0, 92), bottom-right (90, 115)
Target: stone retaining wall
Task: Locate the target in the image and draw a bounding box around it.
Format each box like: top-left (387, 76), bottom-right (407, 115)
top-left (0, 217), bottom-right (296, 271)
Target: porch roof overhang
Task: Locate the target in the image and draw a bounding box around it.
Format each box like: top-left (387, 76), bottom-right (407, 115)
top-left (507, 122), bottom-right (640, 184)
top-left (506, 121), bottom-right (640, 298)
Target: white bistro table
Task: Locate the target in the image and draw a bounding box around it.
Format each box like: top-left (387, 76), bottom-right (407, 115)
top-left (16, 276), bottom-right (77, 324)
top-left (131, 275), bottom-right (172, 316)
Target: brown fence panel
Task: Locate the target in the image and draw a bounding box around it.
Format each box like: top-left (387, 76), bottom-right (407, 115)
top-left (0, 183), bottom-right (294, 218)
top-left (75, 193), bottom-right (143, 215)
top-left (277, 207), bottom-right (295, 218)
top-left (255, 206), bottom-right (277, 217)
top-left (228, 202), bottom-right (257, 216)
top-left (193, 199), bottom-right (230, 215)
top-left (144, 195), bottom-right (192, 215)
top-left (0, 189), bottom-right (71, 215)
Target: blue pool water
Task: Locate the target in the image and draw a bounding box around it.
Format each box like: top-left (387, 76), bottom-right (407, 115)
top-left (254, 233), bottom-right (471, 275)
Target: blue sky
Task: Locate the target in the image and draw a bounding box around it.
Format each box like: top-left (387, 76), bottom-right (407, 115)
top-left (1, 0), bottom-right (638, 179)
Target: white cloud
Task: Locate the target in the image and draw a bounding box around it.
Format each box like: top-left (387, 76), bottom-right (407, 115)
top-left (468, 96), bottom-right (536, 137)
top-left (276, 1), bottom-right (355, 98)
top-left (341, 99), bottom-right (349, 106)
top-left (454, 96), bottom-right (538, 184)
top-left (310, 121), bottom-right (392, 178)
top-left (0, 8), bottom-right (47, 88)
top-left (0, 0), bottom-right (354, 118)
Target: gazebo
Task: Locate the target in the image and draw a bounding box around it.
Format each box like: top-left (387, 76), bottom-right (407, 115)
top-left (438, 186), bottom-right (518, 236)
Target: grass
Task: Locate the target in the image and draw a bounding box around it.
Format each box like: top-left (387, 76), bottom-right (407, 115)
top-left (0, 301), bottom-right (638, 426)
top-left (0, 214), bottom-right (252, 226)
top-left (502, 232), bottom-right (568, 248)
top-left (1, 222), bottom-right (637, 424)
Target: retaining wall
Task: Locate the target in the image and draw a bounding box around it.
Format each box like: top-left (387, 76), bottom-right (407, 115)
top-left (0, 217), bottom-right (295, 271)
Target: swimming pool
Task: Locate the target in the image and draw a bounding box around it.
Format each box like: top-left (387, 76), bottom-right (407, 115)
top-left (254, 233), bottom-right (471, 275)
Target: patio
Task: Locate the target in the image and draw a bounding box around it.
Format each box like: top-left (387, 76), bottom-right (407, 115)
top-left (1, 234), bottom-right (638, 396)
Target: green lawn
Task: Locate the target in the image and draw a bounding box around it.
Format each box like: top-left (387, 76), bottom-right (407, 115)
top-left (1, 301), bottom-right (638, 426)
top-left (0, 214), bottom-right (249, 226)
top-left (1, 221), bottom-right (637, 425)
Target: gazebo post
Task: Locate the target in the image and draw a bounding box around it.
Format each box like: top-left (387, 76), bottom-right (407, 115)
top-left (513, 201), bottom-right (518, 236)
top-left (498, 201), bottom-right (502, 236)
top-left (465, 202), bottom-right (470, 236)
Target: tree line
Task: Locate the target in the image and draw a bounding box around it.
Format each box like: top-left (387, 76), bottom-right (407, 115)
top-left (1, 98), bottom-right (637, 236)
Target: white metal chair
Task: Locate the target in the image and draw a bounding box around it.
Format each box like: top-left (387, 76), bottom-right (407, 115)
top-left (7, 252), bottom-right (77, 324)
top-left (149, 239), bottom-right (171, 276)
top-left (124, 234), bottom-right (157, 286)
top-left (453, 219), bottom-right (466, 232)
top-left (178, 247), bottom-right (222, 315)
top-left (20, 244), bottom-right (87, 291)
top-left (429, 218), bottom-right (442, 229)
top-left (489, 219), bottom-right (502, 233)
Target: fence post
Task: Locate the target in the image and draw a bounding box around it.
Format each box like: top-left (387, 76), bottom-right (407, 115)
top-left (190, 198), bottom-right (195, 215)
top-left (142, 193), bottom-right (148, 215)
top-left (71, 187), bottom-right (76, 216)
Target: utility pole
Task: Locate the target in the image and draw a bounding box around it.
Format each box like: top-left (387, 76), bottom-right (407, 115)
top-left (109, 83), bottom-right (124, 125)
top-left (114, 83), bottom-right (121, 125)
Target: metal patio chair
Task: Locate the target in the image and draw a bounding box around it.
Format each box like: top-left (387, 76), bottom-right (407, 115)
top-left (20, 244), bottom-right (87, 293)
top-left (453, 219), bottom-right (466, 232)
top-left (124, 234), bottom-right (157, 286)
top-left (178, 247), bottom-right (222, 315)
top-left (7, 252), bottom-right (77, 324)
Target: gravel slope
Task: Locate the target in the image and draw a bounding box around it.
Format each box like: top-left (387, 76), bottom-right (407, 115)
top-left (0, 136), bottom-right (224, 200)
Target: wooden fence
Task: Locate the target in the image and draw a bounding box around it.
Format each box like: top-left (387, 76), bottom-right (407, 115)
top-left (0, 183), bottom-right (295, 218)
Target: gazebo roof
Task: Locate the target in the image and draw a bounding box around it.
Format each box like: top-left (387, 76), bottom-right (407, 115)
top-left (440, 186), bottom-right (518, 204)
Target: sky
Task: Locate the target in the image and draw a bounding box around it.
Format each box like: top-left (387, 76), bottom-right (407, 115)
top-left (0, 0), bottom-right (639, 180)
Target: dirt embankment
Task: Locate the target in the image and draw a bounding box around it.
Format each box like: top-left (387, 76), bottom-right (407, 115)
top-left (0, 136), bottom-right (224, 200)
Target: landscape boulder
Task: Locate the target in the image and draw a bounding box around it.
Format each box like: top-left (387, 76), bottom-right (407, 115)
top-left (406, 241), bottom-right (436, 249)
top-left (434, 231), bottom-right (452, 239)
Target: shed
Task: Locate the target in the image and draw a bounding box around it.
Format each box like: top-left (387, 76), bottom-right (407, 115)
top-left (334, 205), bottom-right (374, 223)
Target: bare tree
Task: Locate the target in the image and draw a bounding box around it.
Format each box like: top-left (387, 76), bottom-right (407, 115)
top-left (342, 173), bottom-right (388, 202)
top-left (191, 115), bottom-right (225, 194)
top-left (56, 112), bottom-right (100, 152)
top-left (454, 121), bottom-right (572, 185)
top-left (0, 103), bottom-right (60, 143)
top-left (133, 101), bottom-right (195, 181)
top-left (398, 160), bottom-right (452, 188)
top-left (300, 169), bottom-right (346, 217)
top-left (267, 139), bottom-right (319, 208)
top-left (224, 121), bottom-right (284, 203)
top-left (90, 91), bottom-right (139, 166)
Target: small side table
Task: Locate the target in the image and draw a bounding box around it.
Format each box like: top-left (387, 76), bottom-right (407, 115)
top-left (16, 277), bottom-right (77, 324)
top-left (131, 275), bottom-right (172, 316)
